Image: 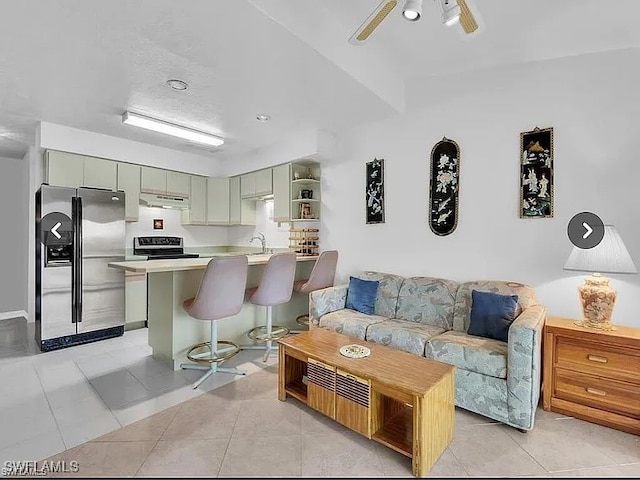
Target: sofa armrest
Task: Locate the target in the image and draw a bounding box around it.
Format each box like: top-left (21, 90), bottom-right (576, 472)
top-left (309, 285), bottom-right (348, 328)
top-left (507, 304), bottom-right (546, 430)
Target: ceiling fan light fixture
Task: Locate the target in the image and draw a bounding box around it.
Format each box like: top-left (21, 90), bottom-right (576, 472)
top-left (439, 0), bottom-right (461, 26)
top-left (402, 0), bottom-right (422, 21)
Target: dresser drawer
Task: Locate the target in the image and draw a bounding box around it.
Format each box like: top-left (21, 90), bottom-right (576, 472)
top-left (555, 368), bottom-right (640, 419)
top-left (555, 336), bottom-right (640, 384)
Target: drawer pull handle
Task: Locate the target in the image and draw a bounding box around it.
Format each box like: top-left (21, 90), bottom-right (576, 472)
top-left (586, 387), bottom-right (606, 397)
top-left (587, 354), bottom-right (608, 363)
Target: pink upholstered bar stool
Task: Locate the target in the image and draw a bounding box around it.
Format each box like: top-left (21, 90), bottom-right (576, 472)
top-left (180, 255), bottom-right (248, 389)
top-left (245, 252), bottom-right (297, 362)
top-left (293, 250), bottom-right (339, 328)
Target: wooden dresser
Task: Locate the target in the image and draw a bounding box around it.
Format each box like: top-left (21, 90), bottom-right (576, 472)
top-left (543, 317), bottom-right (640, 434)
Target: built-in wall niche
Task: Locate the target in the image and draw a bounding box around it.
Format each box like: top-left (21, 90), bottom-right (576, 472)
top-left (291, 159), bottom-right (321, 222)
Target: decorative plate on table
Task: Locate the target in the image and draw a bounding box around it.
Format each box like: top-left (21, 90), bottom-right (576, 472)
top-left (339, 344), bottom-right (371, 359)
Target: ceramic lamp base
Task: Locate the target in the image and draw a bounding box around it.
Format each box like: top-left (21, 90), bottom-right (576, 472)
top-left (576, 273), bottom-right (617, 331)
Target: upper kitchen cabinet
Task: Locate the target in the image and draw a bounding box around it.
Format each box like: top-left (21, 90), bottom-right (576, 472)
top-left (46, 150), bottom-right (85, 188)
top-left (229, 176), bottom-right (241, 224)
top-left (84, 157), bottom-right (117, 190)
top-left (230, 176), bottom-right (256, 226)
top-left (117, 162), bottom-right (141, 222)
top-left (240, 172), bottom-right (255, 199)
top-left (46, 150), bottom-right (118, 191)
top-left (206, 177), bottom-right (230, 225)
top-left (255, 168), bottom-right (273, 197)
top-left (166, 171), bottom-right (190, 197)
top-left (182, 175), bottom-right (207, 225)
top-left (272, 163), bottom-right (290, 222)
top-left (140, 166), bottom-right (167, 195)
top-left (240, 168), bottom-right (273, 198)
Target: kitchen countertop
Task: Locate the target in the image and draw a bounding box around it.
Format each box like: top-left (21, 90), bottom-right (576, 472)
top-left (109, 253), bottom-right (319, 274)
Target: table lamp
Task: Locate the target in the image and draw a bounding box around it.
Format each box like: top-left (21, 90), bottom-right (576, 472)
top-left (563, 225), bottom-right (637, 330)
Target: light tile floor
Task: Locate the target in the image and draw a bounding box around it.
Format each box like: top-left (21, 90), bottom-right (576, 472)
top-left (0, 317), bottom-right (274, 467)
top-left (2, 317), bottom-right (640, 477)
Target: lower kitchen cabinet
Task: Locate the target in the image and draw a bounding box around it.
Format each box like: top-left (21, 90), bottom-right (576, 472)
top-left (125, 272), bottom-right (147, 328)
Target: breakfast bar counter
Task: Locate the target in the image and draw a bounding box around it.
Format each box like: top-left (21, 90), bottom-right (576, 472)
top-left (109, 254), bottom-right (316, 369)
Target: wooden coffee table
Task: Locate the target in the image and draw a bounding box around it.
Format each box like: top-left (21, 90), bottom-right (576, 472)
top-left (278, 329), bottom-right (456, 477)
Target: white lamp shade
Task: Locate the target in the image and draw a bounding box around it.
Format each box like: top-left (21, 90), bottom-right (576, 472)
top-left (564, 225), bottom-right (638, 274)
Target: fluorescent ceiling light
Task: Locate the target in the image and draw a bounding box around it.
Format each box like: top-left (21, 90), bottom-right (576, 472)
top-left (439, 0), bottom-right (461, 26)
top-left (403, 0), bottom-right (422, 21)
top-left (122, 111), bottom-right (224, 147)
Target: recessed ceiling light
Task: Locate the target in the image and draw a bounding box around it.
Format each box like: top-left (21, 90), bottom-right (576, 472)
top-left (166, 79), bottom-right (189, 91)
top-left (256, 114), bottom-right (271, 122)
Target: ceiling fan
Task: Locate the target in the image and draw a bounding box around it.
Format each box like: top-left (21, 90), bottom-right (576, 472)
top-left (348, 0), bottom-right (479, 45)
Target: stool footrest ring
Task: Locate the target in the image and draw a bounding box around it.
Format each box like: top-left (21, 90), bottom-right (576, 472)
top-left (186, 340), bottom-right (240, 364)
top-left (247, 325), bottom-right (290, 342)
top-left (295, 314), bottom-right (310, 326)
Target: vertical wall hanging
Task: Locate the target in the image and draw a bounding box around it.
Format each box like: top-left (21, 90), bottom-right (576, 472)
top-left (429, 137), bottom-right (460, 236)
top-left (520, 126), bottom-right (554, 218)
top-left (366, 158), bottom-right (385, 224)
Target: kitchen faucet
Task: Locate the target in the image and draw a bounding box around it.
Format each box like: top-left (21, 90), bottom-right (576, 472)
top-left (249, 232), bottom-right (267, 254)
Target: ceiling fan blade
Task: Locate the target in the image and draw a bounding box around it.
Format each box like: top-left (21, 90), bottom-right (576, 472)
top-left (348, 0), bottom-right (398, 45)
top-left (457, 0), bottom-right (478, 34)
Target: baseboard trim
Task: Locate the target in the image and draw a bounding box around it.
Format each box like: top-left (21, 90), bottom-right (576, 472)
top-left (0, 310), bottom-right (28, 321)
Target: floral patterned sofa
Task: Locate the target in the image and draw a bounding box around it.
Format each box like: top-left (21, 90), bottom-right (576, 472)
top-left (309, 271), bottom-right (546, 431)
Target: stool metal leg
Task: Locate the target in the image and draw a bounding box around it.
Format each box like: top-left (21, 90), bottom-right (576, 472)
top-left (263, 305), bottom-right (273, 362)
top-left (243, 305), bottom-right (288, 362)
top-left (181, 321), bottom-right (245, 389)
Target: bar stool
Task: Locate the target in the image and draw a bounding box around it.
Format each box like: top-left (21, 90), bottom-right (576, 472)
top-left (293, 250), bottom-right (339, 329)
top-left (180, 255), bottom-right (249, 389)
top-left (245, 252), bottom-right (297, 362)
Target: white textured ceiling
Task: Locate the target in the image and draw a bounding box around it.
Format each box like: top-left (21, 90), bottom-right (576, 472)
top-left (1, 0), bottom-right (639, 161)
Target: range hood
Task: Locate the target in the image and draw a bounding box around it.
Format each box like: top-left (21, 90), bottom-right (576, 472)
top-left (139, 193), bottom-right (189, 209)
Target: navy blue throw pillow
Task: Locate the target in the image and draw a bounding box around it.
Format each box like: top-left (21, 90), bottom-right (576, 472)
top-left (345, 276), bottom-right (379, 315)
top-left (467, 290), bottom-right (519, 342)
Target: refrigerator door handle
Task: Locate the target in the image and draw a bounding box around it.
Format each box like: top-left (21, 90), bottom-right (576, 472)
top-left (71, 197), bottom-right (78, 324)
top-left (76, 196), bottom-right (83, 322)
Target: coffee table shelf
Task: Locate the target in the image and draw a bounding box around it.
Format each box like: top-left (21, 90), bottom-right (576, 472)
top-left (372, 403), bottom-right (413, 458)
top-left (284, 379), bottom-right (307, 403)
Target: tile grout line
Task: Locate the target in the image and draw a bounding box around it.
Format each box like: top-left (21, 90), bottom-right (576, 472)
top-left (72, 356), bottom-right (126, 430)
top-left (131, 401), bottom-right (184, 477)
top-left (31, 361), bottom-right (69, 454)
top-left (217, 373), bottom-right (254, 477)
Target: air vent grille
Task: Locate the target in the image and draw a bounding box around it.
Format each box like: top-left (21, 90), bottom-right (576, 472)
top-left (308, 361), bottom-right (335, 391)
top-left (336, 372), bottom-right (370, 408)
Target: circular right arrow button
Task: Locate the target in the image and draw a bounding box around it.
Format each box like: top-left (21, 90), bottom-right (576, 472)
top-left (567, 212), bottom-right (604, 249)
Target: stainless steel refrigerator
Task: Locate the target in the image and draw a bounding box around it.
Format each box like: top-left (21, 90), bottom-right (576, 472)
top-left (35, 185), bottom-right (126, 351)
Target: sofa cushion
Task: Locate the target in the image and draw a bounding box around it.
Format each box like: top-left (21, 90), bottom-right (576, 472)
top-left (467, 290), bottom-right (519, 342)
top-left (355, 272), bottom-right (405, 318)
top-left (345, 276), bottom-right (379, 315)
top-left (394, 277), bottom-right (459, 329)
top-left (453, 281), bottom-right (537, 333)
top-left (426, 330), bottom-right (508, 379)
top-left (365, 319), bottom-right (445, 356)
top-left (319, 310), bottom-right (388, 340)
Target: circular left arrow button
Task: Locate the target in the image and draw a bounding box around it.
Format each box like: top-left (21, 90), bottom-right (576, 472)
top-left (41, 212), bottom-right (72, 246)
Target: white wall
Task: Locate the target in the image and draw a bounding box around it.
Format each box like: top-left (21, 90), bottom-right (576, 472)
top-left (227, 200), bottom-right (290, 249)
top-left (0, 156), bottom-right (28, 316)
top-left (221, 129), bottom-right (334, 177)
top-left (126, 207), bottom-right (228, 249)
top-left (321, 49), bottom-right (640, 328)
